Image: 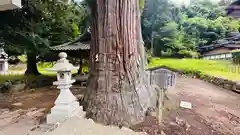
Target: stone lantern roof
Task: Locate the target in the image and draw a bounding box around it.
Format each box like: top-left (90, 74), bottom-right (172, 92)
top-left (46, 52), bottom-right (78, 72)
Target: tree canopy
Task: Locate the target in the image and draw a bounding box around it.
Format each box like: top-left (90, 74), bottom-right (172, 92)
top-left (0, 0), bottom-right (88, 53)
top-left (0, 0), bottom-right (89, 74)
top-left (1, 0), bottom-right (239, 74)
top-left (142, 0), bottom-right (240, 58)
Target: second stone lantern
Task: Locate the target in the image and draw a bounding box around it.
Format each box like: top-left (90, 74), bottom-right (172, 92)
top-left (46, 52), bottom-right (85, 124)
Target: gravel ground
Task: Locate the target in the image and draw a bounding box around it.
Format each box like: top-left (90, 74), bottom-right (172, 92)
top-left (1, 76), bottom-right (240, 135)
top-left (132, 76), bottom-right (240, 135)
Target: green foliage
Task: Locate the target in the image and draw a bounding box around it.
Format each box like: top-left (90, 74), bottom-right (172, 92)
top-left (139, 0), bottom-right (145, 13)
top-left (0, 75), bottom-right (35, 84)
top-left (0, 0), bottom-right (88, 75)
top-left (142, 0), bottom-right (240, 57)
top-left (145, 49), bottom-right (153, 63)
top-left (232, 50), bottom-right (240, 64)
top-left (72, 23), bottom-right (81, 37)
top-left (0, 0), bottom-right (87, 55)
top-left (37, 62), bottom-right (55, 69)
top-left (17, 55), bottom-right (27, 63)
top-left (177, 50), bottom-right (199, 58)
top-left (161, 49), bottom-right (173, 57)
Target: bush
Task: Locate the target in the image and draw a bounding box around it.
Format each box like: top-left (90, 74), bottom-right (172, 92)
top-left (161, 50), bottom-right (173, 57)
top-left (37, 62), bottom-right (55, 69)
top-left (177, 50), bottom-right (199, 58)
top-left (8, 56), bottom-right (20, 65)
top-left (145, 49), bottom-right (152, 64)
top-left (232, 50), bottom-right (240, 64)
top-left (17, 55), bottom-right (27, 64)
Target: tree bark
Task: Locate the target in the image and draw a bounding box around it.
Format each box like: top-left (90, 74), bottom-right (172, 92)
top-left (25, 52), bottom-right (40, 76)
top-left (84, 0), bottom-right (157, 127)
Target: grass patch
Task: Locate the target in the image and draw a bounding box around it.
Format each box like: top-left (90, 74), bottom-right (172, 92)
top-left (1, 62), bottom-right (84, 83)
top-left (0, 75), bottom-right (53, 84)
top-left (8, 62), bottom-right (80, 76)
top-left (149, 58), bottom-right (240, 81)
top-left (5, 58), bottom-right (239, 84)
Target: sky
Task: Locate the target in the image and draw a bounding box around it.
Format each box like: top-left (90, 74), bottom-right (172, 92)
top-left (73, 0), bottom-right (225, 6)
top-left (169, 0), bottom-right (223, 7)
top-left (73, 0), bottom-right (235, 7)
top-left (74, 0), bottom-right (83, 2)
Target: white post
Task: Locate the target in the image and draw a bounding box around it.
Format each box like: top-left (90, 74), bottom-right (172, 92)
top-left (46, 52), bottom-right (85, 124)
top-left (0, 48), bottom-right (8, 75)
top-left (3, 60), bottom-right (8, 73)
top-left (157, 88), bottom-right (164, 124)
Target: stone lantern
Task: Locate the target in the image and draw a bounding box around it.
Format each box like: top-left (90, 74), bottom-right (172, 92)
top-left (46, 52), bottom-right (85, 124)
top-left (0, 48), bottom-right (8, 75)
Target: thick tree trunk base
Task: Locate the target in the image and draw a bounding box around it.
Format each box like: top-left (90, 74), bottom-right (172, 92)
top-left (84, 73), bottom-right (157, 127)
top-left (84, 0), bottom-right (157, 127)
top-left (24, 70), bottom-right (41, 76)
top-left (25, 53), bottom-right (41, 76)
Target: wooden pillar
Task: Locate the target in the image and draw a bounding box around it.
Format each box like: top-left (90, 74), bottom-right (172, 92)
top-left (77, 58), bottom-right (83, 75)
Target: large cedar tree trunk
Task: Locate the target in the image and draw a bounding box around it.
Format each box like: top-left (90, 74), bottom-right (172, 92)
top-left (25, 53), bottom-right (40, 76)
top-left (84, 0), bottom-right (157, 127)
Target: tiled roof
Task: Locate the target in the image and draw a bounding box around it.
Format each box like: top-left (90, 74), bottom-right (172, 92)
top-left (226, 0), bottom-right (240, 18)
top-left (50, 30), bottom-right (91, 51)
top-left (198, 33), bottom-right (240, 50)
top-left (225, 44), bottom-right (240, 48)
top-left (50, 42), bottom-right (90, 51)
top-left (199, 44), bottom-right (240, 49)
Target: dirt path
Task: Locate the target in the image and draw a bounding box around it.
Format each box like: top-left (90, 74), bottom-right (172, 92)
top-left (1, 77), bottom-right (240, 135)
top-left (0, 86), bottom-right (85, 135)
top-left (163, 76), bottom-right (240, 135)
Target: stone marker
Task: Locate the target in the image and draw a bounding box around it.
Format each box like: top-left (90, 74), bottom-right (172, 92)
top-left (12, 102), bottom-right (23, 106)
top-left (180, 101), bottom-right (192, 109)
top-left (45, 52), bottom-right (85, 124)
top-left (0, 48), bottom-right (8, 75)
top-left (150, 68), bottom-right (177, 124)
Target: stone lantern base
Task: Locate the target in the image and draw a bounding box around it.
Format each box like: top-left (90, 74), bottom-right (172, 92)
top-left (46, 80), bottom-right (86, 124)
top-left (47, 105), bottom-right (85, 124)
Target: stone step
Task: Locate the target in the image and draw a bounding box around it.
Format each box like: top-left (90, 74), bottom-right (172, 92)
top-left (46, 117), bottom-right (147, 135)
